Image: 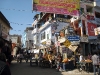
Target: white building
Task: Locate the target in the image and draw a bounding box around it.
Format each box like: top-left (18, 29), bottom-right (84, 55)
top-left (25, 27), bottom-right (34, 49)
top-left (32, 13), bottom-right (71, 50)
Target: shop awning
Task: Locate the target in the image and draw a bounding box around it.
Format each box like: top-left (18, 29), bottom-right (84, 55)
top-left (89, 39), bottom-right (100, 44)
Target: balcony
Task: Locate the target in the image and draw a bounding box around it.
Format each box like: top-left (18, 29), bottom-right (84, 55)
top-left (80, 0), bottom-right (96, 7)
top-left (38, 21), bottom-right (51, 32)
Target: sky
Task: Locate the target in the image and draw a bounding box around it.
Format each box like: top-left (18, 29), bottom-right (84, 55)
top-left (0, 0), bottom-right (38, 35)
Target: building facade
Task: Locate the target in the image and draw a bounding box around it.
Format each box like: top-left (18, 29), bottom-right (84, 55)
top-left (25, 27), bottom-right (33, 49)
top-left (9, 34), bottom-right (22, 47)
top-left (0, 11), bottom-right (12, 40)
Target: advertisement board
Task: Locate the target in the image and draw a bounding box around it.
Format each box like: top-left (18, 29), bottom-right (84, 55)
top-left (33, 0), bottom-right (80, 16)
top-left (68, 45), bottom-right (78, 52)
top-left (87, 22), bottom-right (97, 36)
top-left (67, 35), bottom-right (80, 41)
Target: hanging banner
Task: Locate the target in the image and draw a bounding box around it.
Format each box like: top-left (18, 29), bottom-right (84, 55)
top-left (33, 0), bottom-right (80, 16)
top-left (63, 40), bottom-right (71, 48)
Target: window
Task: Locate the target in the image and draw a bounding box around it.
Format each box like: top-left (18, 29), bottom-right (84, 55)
top-left (47, 34), bottom-right (49, 39)
top-left (86, 6), bottom-right (93, 13)
top-left (41, 32), bottom-right (45, 40)
top-left (95, 12), bottom-right (100, 18)
top-left (35, 25), bottom-right (36, 28)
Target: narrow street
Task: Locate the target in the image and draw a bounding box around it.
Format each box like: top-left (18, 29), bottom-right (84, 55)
top-left (10, 61), bottom-right (94, 75)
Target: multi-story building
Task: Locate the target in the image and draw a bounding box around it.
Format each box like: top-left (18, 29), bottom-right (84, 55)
top-left (9, 34), bottom-right (22, 47)
top-left (0, 11), bottom-right (12, 40)
top-left (31, 0), bottom-right (100, 56)
top-left (32, 12), bottom-right (72, 55)
top-left (21, 32), bottom-right (27, 48)
top-left (25, 27), bottom-right (33, 49)
top-left (78, 0), bottom-right (100, 55)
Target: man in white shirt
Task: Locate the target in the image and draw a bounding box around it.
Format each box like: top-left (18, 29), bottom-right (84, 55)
top-left (79, 54), bottom-right (83, 62)
top-left (92, 52), bottom-right (100, 75)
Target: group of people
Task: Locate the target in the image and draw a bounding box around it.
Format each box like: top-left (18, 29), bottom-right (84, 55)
top-left (0, 39), bottom-right (11, 75)
top-left (38, 51), bottom-right (69, 71)
top-left (77, 53), bottom-right (100, 75)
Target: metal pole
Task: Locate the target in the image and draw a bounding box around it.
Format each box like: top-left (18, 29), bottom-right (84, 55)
top-left (55, 33), bottom-right (59, 55)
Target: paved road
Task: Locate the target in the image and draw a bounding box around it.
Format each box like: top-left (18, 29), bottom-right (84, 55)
top-left (10, 61), bottom-right (94, 75)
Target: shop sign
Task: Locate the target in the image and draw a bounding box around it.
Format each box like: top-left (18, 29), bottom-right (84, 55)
top-left (68, 45), bottom-right (78, 52)
top-left (71, 41), bottom-right (80, 45)
top-left (67, 35), bottom-right (80, 41)
top-left (80, 36), bottom-right (88, 42)
top-left (87, 22), bottom-right (97, 36)
top-left (63, 40), bottom-right (71, 48)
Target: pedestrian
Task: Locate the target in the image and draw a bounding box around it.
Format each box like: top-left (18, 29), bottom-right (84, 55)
top-left (56, 53), bottom-right (62, 71)
top-left (62, 57), bottom-right (68, 71)
top-left (87, 53), bottom-right (92, 60)
top-left (0, 39), bottom-right (11, 75)
top-left (92, 52), bottom-right (100, 75)
top-left (79, 54), bottom-right (84, 71)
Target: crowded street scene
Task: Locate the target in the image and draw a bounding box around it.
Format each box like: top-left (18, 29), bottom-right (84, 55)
top-left (0, 0), bottom-right (100, 75)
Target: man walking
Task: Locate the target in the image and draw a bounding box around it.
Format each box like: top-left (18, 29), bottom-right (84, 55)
top-left (92, 52), bottom-right (100, 75)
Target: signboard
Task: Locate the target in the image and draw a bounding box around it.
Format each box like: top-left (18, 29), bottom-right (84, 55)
top-left (80, 36), bottom-right (88, 42)
top-left (71, 41), bottom-right (80, 45)
top-left (67, 35), bottom-right (80, 41)
top-left (33, 0), bottom-right (80, 16)
top-left (87, 22), bottom-right (97, 36)
top-left (68, 45), bottom-right (78, 52)
top-left (63, 40), bottom-right (71, 48)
